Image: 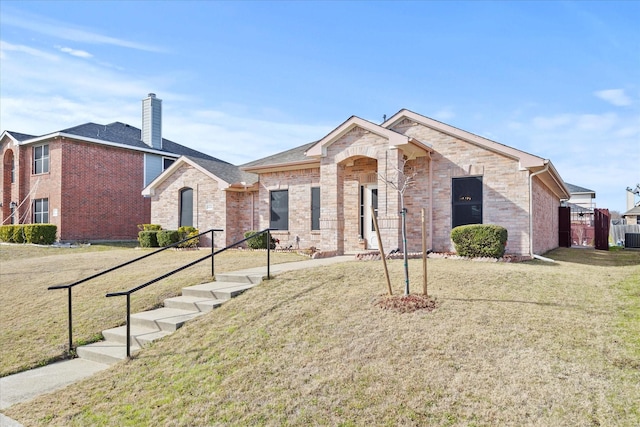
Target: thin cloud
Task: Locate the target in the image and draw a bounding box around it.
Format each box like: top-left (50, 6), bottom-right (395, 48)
top-left (0, 40), bottom-right (60, 61)
top-left (1, 9), bottom-right (164, 53)
top-left (595, 89), bottom-right (632, 107)
top-left (57, 46), bottom-right (93, 58)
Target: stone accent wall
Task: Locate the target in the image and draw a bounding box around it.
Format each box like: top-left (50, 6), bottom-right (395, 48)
top-left (390, 120), bottom-right (533, 256)
top-left (532, 176), bottom-right (560, 254)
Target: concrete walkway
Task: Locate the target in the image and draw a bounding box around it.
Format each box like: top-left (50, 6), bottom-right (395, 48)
top-left (0, 255), bottom-right (353, 425)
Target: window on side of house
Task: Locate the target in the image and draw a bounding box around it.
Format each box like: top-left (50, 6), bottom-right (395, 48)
top-left (270, 190), bottom-right (289, 230)
top-left (33, 198), bottom-right (49, 223)
top-left (179, 188), bottom-right (193, 227)
top-left (163, 157), bottom-right (175, 170)
top-left (452, 176), bottom-right (483, 228)
top-left (33, 144), bottom-right (49, 175)
top-left (11, 158), bottom-right (15, 183)
top-left (311, 187), bottom-right (320, 231)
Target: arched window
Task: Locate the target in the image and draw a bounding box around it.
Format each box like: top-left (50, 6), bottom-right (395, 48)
top-left (179, 188), bottom-right (193, 227)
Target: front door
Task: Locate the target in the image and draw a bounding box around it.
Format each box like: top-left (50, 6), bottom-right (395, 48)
top-left (362, 185), bottom-right (378, 249)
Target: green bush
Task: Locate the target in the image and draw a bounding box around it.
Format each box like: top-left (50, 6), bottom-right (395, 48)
top-left (451, 224), bottom-right (508, 258)
top-left (244, 230), bottom-right (276, 249)
top-left (0, 225), bottom-right (17, 242)
top-left (178, 226), bottom-right (199, 248)
top-left (157, 230), bottom-right (180, 247)
top-left (138, 231), bottom-right (159, 248)
top-left (12, 226), bottom-right (26, 244)
top-left (23, 224), bottom-right (57, 245)
top-left (138, 224), bottom-right (162, 231)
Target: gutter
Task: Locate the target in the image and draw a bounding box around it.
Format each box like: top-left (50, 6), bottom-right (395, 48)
top-left (528, 161), bottom-right (549, 258)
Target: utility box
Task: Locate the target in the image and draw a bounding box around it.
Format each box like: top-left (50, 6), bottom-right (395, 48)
top-left (625, 233), bottom-right (640, 248)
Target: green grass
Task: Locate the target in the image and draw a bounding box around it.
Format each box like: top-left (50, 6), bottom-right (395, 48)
top-left (3, 247), bottom-right (640, 426)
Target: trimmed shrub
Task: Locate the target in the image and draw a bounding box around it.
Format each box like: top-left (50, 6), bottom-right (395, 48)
top-left (12, 226), bottom-right (26, 244)
top-left (0, 225), bottom-right (17, 242)
top-left (138, 224), bottom-right (162, 231)
top-left (23, 224), bottom-right (57, 245)
top-left (157, 230), bottom-right (180, 247)
top-left (244, 230), bottom-right (276, 250)
top-left (138, 231), bottom-right (159, 248)
top-left (178, 226), bottom-right (199, 248)
top-left (451, 224), bottom-right (508, 258)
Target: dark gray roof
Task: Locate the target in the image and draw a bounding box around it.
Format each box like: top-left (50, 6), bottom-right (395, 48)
top-left (5, 131), bottom-right (37, 142)
top-left (241, 141), bottom-right (318, 169)
top-left (565, 182), bottom-right (595, 194)
top-left (59, 122), bottom-right (218, 161)
top-left (188, 156), bottom-right (257, 186)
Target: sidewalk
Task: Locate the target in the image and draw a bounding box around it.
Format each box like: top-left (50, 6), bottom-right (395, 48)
top-left (0, 255), bottom-right (354, 424)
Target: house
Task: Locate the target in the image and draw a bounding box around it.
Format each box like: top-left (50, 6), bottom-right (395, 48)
top-left (622, 184), bottom-right (640, 225)
top-left (0, 94), bottom-right (217, 241)
top-left (564, 183), bottom-right (597, 246)
top-left (144, 109), bottom-right (570, 257)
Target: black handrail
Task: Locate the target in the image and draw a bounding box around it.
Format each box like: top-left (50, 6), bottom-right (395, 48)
top-left (48, 229), bottom-right (222, 354)
top-left (106, 229), bottom-right (275, 358)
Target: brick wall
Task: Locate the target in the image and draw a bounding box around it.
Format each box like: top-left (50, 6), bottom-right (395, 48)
top-left (149, 162), bottom-right (228, 247)
top-left (257, 167), bottom-right (321, 250)
top-left (532, 176), bottom-right (560, 254)
top-left (390, 119), bottom-right (533, 255)
top-left (59, 138), bottom-right (150, 240)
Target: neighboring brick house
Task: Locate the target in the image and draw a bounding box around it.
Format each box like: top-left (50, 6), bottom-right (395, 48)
top-left (145, 109), bottom-right (570, 257)
top-left (0, 94), bottom-right (217, 241)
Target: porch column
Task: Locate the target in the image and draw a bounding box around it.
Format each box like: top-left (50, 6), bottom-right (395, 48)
top-left (377, 148), bottom-right (402, 251)
top-left (319, 161), bottom-right (344, 255)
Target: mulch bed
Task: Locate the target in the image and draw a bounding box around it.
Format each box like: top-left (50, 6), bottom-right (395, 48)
top-left (375, 294), bottom-right (439, 313)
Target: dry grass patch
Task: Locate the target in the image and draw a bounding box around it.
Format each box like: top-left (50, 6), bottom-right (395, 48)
top-left (0, 244), bottom-right (305, 376)
top-left (4, 248), bottom-right (640, 426)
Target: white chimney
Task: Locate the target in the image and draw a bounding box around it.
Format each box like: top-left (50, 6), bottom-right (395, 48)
top-left (142, 93), bottom-right (162, 149)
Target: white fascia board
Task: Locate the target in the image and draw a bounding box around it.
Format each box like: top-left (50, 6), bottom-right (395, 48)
top-left (19, 132), bottom-right (180, 158)
top-left (142, 156), bottom-right (230, 196)
top-left (306, 116), bottom-right (409, 158)
top-left (384, 110), bottom-right (545, 167)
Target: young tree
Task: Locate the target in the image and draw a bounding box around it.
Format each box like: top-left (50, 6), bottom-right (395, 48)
top-left (378, 158), bottom-right (417, 296)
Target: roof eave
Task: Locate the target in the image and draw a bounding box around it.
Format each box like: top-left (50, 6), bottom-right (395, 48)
top-left (241, 159), bottom-right (320, 174)
top-left (19, 132), bottom-right (180, 158)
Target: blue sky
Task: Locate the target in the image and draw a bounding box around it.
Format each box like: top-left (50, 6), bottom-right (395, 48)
top-left (1, 0), bottom-right (638, 212)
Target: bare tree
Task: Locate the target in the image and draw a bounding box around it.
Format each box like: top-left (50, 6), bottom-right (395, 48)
top-left (378, 158), bottom-right (417, 296)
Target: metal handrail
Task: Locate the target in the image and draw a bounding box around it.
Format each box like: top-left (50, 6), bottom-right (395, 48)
top-left (48, 228), bottom-right (222, 354)
top-left (106, 229), bottom-right (274, 358)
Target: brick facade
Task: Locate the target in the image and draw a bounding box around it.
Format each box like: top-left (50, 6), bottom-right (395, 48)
top-left (1, 135), bottom-right (151, 241)
top-left (146, 111), bottom-right (567, 257)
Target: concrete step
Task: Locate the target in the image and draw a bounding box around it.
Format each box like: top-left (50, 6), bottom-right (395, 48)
top-left (102, 325), bottom-right (172, 346)
top-left (182, 282), bottom-right (255, 300)
top-left (164, 295), bottom-right (226, 312)
top-left (76, 341), bottom-right (141, 365)
top-left (215, 272), bottom-right (264, 285)
top-left (130, 307), bottom-right (205, 332)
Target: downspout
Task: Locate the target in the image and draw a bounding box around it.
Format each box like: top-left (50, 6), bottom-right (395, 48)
top-left (528, 161), bottom-right (553, 261)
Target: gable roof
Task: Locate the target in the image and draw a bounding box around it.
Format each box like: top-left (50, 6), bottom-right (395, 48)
top-left (622, 206), bottom-right (640, 217)
top-left (384, 109), bottom-right (546, 168)
top-left (1, 130), bottom-right (37, 143)
top-left (305, 115), bottom-right (432, 159)
top-left (383, 109), bottom-right (570, 199)
top-left (142, 155), bottom-right (257, 196)
top-left (6, 122), bottom-right (217, 161)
